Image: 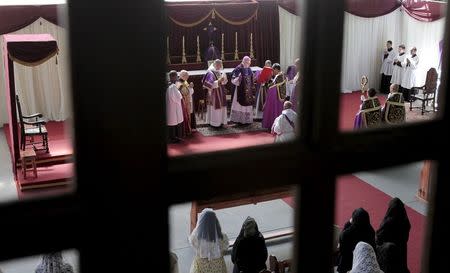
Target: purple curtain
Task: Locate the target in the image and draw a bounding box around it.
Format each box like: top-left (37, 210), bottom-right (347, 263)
top-left (0, 5), bottom-right (63, 35)
top-left (8, 40), bottom-right (58, 64)
top-left (166, 0), bottom-right (258, 27)
top-left (278, 0), bottom-right (446, 22)
top-left (255, 0), bottom-right (280, 67)
top-left (345, 0), bottom-right (400, 18)
top-left (402, 0), bottom-right (446, 22)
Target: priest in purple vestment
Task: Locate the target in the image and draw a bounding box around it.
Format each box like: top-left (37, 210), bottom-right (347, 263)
top-left (202, 59), bottom-right (228, 127)
top-left (230, 56), bottom-right (255, 124)
top-left (262, 63), bottom-right (287, 129)
top-left (287, 58), bottom-right (300, 109)
top-left (354, 88), bottom-right (382, 129)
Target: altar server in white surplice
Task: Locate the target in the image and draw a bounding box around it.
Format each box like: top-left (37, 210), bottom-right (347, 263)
top-left (401, 47), bottom-right (419, 102)
top-left (202, 59), bottom-right (228, 128)
top-left (166, 70), bottom-right (184, 143)
top-left (390, 44), bottom-right (407, 86)
top-left (380, 40), bottom-right (396, 94)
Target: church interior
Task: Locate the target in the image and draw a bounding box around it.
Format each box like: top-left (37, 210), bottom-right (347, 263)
top-left (0, 0), bottom-right (447, 273)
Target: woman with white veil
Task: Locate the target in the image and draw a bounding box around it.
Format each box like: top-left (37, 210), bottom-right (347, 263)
top-left (189, 208), bottom-right (229, 273)
top-left (350, 242), bottom-right (383, 273)
top-left (35, 252), bottom-right (74, 273)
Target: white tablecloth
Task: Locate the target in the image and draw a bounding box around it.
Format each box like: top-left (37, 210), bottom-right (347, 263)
top-left (187, 66), bottom-right (262, 76)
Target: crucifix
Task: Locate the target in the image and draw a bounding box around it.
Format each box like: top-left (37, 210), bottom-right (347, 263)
top-left (203, 21), bottom-right (218, 44)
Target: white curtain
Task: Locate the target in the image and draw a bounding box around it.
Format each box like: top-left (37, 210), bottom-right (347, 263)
top-left (279, 7), bottom-right (302, 72)
top-left (341, 9), bottom-right (402, 92)
top-left (0, 18), bottom-right (72, 126)
top-left (340, 8), bottom-right (445, 92)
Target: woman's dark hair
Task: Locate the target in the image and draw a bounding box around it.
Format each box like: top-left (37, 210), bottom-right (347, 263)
top-left (352, 208), bottom-right (371, 226)
top-left (198, 210), bottom-right (224, 242)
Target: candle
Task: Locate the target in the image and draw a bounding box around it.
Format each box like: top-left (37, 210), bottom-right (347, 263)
top-left (221, 33), bottom-right (225, 60)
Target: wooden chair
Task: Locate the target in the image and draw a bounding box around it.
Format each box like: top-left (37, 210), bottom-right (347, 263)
top-left (410, 68), bottom-right (438, 115)
top-left (16, 95), bottom-right (49, 152)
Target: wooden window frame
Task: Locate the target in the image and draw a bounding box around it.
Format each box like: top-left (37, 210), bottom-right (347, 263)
top-left (1, 0), bottom-right (449, 272)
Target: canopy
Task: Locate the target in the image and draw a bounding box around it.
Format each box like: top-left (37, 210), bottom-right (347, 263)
top-left (2, 34), bottom-right (58, 174)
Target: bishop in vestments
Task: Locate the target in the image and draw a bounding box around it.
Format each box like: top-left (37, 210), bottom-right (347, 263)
top-left (230, 56), bottom-right (255, 124)
top-left (202, 59), bottom-right (228, 128)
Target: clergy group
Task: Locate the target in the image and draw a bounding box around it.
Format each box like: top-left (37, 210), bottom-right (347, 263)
top-left (165, 56), bottom-right (301, 143)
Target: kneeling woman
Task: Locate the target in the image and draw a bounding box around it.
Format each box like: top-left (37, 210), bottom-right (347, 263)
top-left (189, 208), bottom-right (229, 273)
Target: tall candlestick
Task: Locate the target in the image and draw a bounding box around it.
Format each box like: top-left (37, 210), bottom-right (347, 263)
top-left (196, 35), bottom-right (201, 62)
top-left (221, 33), bottom-right (225, 60)
top-left (166, 36), bottom-right (171, 64)
top-left (249, 33), bottom-right (254, 59)
top-left (182, 36), bottom-right (187, 64)
top-left (234, 32), bottom-right (239, 60)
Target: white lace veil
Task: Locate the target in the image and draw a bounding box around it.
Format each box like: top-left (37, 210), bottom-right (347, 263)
top-left (35, 252), bottom-right (73, 273)
top-left (350, 242), bottom-right (384, 273)
top-left (189, 208), bottom-right (225, 260)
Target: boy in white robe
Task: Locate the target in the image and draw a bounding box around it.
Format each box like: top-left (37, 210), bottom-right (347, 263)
top-left (390, 44), bottom-right (407, 86)
top-left (401, 47), bottom-right (419, 101)
top-left (271, 101), bottom-right (298, 143)
top-left (380, 40), bottom-right (396, 94)
top-left (166, 70), bottom-right (184, 143)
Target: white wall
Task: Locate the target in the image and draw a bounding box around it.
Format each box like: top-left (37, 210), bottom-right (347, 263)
top-left (278, 7), bottom-right (446, 92)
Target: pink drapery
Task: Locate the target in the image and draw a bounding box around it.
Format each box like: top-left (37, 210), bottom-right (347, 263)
top-left (2, 34), bottom-right (58, 175)
top-left (278, 0), bottom-right (446, 22)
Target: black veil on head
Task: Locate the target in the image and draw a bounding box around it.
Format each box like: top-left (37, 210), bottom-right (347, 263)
top-left (352, 208), bottom-right (370, 227)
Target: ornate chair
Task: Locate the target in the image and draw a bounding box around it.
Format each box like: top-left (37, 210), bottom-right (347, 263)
top-left (410, 68), bottom-right (438, 115)
top-left (383, 93), bottom-right (405, 124)
top-left (16, 95), bottom-right (49, 152)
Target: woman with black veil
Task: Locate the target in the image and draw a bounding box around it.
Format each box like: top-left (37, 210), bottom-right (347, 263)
top-left (337, 208), bottom-right (376, 273)
top-left (231, 217), bottom-right (268, 273)
top-left (376, 197), bottom-right (411, 273)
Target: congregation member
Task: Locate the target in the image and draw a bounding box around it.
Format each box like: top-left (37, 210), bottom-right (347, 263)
top-left (354, 88), bottom-right (382, 129)
top-left (262, 63), bottom-right (287, 129)
top-left (203, 59), bottom-right (228, 128)
top-left (377, 242), bottom-right (402, 273)
top-left (271, 101), bottom-right (297, 143)
top-left (166, 70), bottom-right (184, 143)
top-left (349, 242), bottom-right (383, 273)
top-left (337, 208), bottom-right (376, 273)
top-left (390, 44), bottom-right (407, 88)
top-left (255, 59), bottom-right (273, 118)
top-left (376, 197), bottom-right (411, 273)
top-left (380, 40), bottom-right (396, 94)
top-left (178, 70), bottom-right (196, 132)
top-left (35, 252), bottom-right (74, 273)
top-left (382, 84), bottom-right (406, 124)
top-left (231, 217), bottom-right (268, 273)
top-left (400, 47), bottom-right (419, 102)
top-left (231, 56), bottom-right (255, 125)
top-left (189, 208), bottom-right (229, 273)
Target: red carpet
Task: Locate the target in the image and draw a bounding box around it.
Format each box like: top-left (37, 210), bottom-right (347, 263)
top-left (168, 93), bottom-right (386, 155)
top-left (167, 130), bottom-right (275, 157)
top-left (3, 121), bottom-right (73, 162)
top-left (282, 175), bottom-right (425, 273)
top-left (2, 121), bottom-right (74, 191)
top-left (339, 92), bottom-right (386, 131)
